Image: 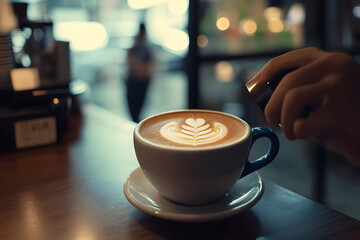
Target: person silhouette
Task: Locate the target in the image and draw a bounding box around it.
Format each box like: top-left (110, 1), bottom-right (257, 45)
top-left (125, 23), bottom-right (155, 123)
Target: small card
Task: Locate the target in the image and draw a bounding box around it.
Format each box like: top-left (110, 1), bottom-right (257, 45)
top-left (14, 116), bottom-right (57, 149)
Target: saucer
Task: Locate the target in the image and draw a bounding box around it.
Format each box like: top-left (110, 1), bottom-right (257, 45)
top-left (123, 168), bottom-right (264, 222)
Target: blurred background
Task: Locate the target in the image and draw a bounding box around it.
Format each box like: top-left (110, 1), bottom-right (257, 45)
top-left (1, 0), bottom-right (360, 219)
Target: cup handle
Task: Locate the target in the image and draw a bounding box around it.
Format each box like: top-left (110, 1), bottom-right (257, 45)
top-left (239, 127), bottom-right (279, 178)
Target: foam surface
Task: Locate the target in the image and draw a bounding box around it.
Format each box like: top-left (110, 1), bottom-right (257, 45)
top-left (139, 111), bottom-right (247, 148)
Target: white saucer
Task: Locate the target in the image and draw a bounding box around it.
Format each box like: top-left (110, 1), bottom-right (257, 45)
top-left (123, 168), bottom-right (264, 222)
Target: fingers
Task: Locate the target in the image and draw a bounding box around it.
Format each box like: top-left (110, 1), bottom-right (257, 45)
top-left (292, 114), bottom-right (330, 145)
top-left (246, 47), bottom-right (325, 90)
top-left (281, 82), bottom-right (327, 139)
top-left (261, 47), bottom-right (325, 82)
top-left (264, 53), bottom-right (332, 126)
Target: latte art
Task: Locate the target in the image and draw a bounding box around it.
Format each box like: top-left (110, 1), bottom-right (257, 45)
top-left (138, 110), bottom-right (247, 148)
top-left (160, 118), bottom-right (228, 146)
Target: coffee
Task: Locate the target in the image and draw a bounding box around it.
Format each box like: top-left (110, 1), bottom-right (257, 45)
top-left (138, 110), bottom-right (248, 148)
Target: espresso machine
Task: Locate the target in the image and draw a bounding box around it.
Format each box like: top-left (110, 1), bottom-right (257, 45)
top-left (0, 0), bottom-right (74, 152)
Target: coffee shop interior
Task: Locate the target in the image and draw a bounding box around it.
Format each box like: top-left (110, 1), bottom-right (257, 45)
top-left (0, 0), bottom-right (359, 221)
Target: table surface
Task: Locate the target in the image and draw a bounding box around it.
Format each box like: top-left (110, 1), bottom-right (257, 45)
top-left (0, 104), bottom-right (359, 240)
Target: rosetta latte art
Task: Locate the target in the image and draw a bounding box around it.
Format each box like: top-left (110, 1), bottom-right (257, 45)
top-left (160, 118), bottom-right (228, 146)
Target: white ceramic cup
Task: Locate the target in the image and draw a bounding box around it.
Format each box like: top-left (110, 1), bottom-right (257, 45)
top-left (134, 110), bottom-right (279, 205)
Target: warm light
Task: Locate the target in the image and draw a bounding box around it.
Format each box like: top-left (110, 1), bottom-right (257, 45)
top-left (268, 18), bottom-right (284, 33)
top-left (353, 5), bottom-right (360, 18)
top-left (0, 0), bottom-right (18, 33)
top-left (245, 80), bottom-right (256, 92)
top-left (242, 19), bottom-right (257, 36)
top-left (21, 192), bottom-right (41, 239)
top-left (163, 28), bottom-right (189, 52)
top-left (53, 98), bottom-right (59, 104)
top-left (168, 0), bottom-right (189, 15)
top-left (215, 61), bottom-right (234, 82)
top-left (216, 17), bottom-right (230, 31)
top-left (197, 34), bottom-right (208, 48)
top-left (264, 7), bottom-right (282, 19)
top-left (72, 217), bottom-right (98, 240)
top-left (53, 21), bottom-right (108, 51)
top-left (11, 68), bottom-right (40, 91)
top-left (287, 3), bottom-right (306, 24)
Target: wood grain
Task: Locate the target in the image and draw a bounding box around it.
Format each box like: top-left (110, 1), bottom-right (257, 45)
top-left (0, 104), bottom-right (358, 240)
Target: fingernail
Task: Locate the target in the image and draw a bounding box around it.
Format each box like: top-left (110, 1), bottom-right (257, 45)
top-left (245, 72), bottom-right (261, 92)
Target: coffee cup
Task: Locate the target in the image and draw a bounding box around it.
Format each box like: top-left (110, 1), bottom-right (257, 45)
top-left (133, 109), bottom-right (279, 205)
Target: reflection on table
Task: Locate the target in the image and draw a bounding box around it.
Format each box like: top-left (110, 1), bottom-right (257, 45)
top-left (0, 104), bottom-right (359, 240)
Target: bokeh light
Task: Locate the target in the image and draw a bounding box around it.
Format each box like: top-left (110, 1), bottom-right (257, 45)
top-left (128, 0), bottom-right (165, 9)
top-left (287, 3), bottom-right (306, 24)
top-left (163, 28), bottom-right (189, 52)
top-left (241, 19), bottom-right (257, 36)
top-left (197, 34), bottom-right (209, 48)
top-left (216, 17), bottom-right (230, 31)
top-left (215, 61), bottom-right (234, 82)
top-left (353, 5), bottom-right (360, 18)
top-left (168, 0), bottom-right (189, 16)
top-left (268, 18), bottom-right (284, 33)
top-left (54, 21), bottom-right (108, 51)
top-left (264, 7), bottom-right (282, 19)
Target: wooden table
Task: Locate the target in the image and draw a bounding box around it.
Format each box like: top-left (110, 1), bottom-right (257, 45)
top-left (0, 104), bottom-right (359, 240)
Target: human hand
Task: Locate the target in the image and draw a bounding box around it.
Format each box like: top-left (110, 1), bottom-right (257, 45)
top-left (247, 47), bottom-right (360, 165)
